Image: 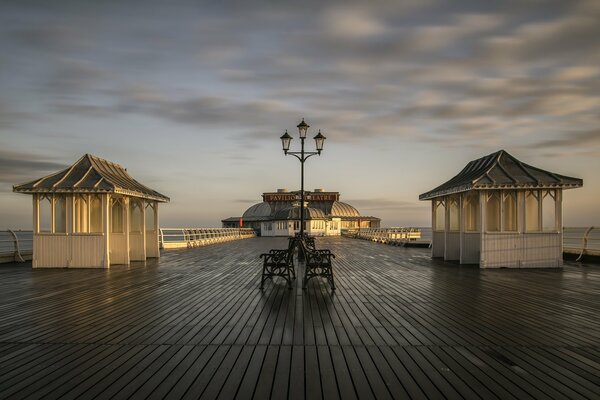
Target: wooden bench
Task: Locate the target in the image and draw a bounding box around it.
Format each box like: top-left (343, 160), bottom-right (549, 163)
top-left (259, 239), bottom-right (296, 289)
top-left (301, 239), bottom-right (335, 291)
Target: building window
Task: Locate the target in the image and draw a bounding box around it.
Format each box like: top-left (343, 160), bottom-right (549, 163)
top-left (90, 195), bottom-right (102, 232)
top-left (54, 195), bottom-right (67, 233)
top-left (526, 190), bottom-right (540, 232)
top-left (74, 194), bottom-right (88, 233)
top-left (39, 195), bottom-right (52, 232)
top-left (463, 192), bottom-right (479, 232)
top-left (502, 191), bottom-right (517, 232)
top-left (111, 197), bottom-right (124, 233)
top-left (130, 200), bottom-right (143, 233)
top-left (486, 192), bottom-right (501, 232)
top-left (434, 199), bottom-right (445, 231)
top-left (448, 196), bottom-right (459, 231)
top-left (74, 194), bottom-right (102, 233)
top-left (542, 190), bottom-right (556, 231)
top-left (145, 202), bottom-right (156, 231)
top-left (39, 194), bottom-right (66, 233)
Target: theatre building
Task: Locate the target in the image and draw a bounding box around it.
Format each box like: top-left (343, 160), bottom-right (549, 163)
top-left (222, 189), bottom-right (380, 236)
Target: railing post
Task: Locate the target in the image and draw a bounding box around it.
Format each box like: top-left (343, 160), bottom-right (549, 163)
top-left (576, 226), bottom-right (595, 262)
top-left (8, 229), bottom-right (25, 263)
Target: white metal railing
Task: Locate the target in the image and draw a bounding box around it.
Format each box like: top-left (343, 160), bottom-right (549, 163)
top-left (159, 228), bottom-right (256, 249)
top-left (2, 227), bottom-right (598, 262)
top-left (344, 227), bottom-right (432, 247)
top-left (563, 227), bottom-right (600, 259)
top-left (0, 230), bottom-right (33, 263)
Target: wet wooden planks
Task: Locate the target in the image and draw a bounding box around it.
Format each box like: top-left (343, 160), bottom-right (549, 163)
top-left (0, 236), bottom-right (599, 399)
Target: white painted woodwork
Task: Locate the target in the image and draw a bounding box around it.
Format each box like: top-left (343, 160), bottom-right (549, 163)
top-left (109, 233), bottom-right (129, 265)
top-left (432, 232), bottom-right (445, 258)
top-left (460, 233), bottom-right (480, 264)
top-left (444, 232), bottom-right (460, 261)
top-left (33, 234), bottom-right (69, 268)
top-left (70, 234), bottom-right (105, 268)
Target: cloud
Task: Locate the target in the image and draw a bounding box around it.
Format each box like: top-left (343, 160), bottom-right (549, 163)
top-left (321, 7), bottom-right (389, 39)
top-left (344, 198), bottom-right (425, 211)
top-left (0, 150), bottom-right (68, 186)
top-left (0, 102), bottom-right (38, 129)
top-left (529, 129), bottom-right (600, 149)
top-left (47, 59), bottom-right (107, 93)
top-left (13, 26), bottom-right (84, 53)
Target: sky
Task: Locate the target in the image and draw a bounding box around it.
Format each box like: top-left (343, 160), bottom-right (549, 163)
top-left (1, 0), bottom-right (599, 229)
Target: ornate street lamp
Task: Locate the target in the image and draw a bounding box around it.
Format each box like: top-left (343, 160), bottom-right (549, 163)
top-left (280, 118), bottom-right (326, 242)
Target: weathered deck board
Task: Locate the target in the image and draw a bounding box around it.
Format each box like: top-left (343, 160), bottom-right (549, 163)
top-left (1, 236), bottom-right (599, 399)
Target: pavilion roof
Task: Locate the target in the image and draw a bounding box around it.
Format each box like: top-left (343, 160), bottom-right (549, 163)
top-left (13, 154), bottom-right (169, 202)
top-left (419, 150), bottom-right (582, 200)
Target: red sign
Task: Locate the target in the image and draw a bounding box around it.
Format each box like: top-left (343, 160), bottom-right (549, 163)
top-left (264, 194), bottom-right (298, 202)
top-left (264, 193), bottom-right (339, 202)
top-left (307, 194), bottom-right (338, 201)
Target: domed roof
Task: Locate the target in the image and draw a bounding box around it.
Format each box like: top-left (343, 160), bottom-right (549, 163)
top-left (274, 206), bottom-right (326, 220)
top-left (242, 202), bottom-right (272, 220)
top-left (330, 201), bottom-right (360, 217)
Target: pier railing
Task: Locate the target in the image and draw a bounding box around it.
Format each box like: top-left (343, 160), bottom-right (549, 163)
top-left (344, 227), bottom-right (433, 246)
top-left (1, 227), bottom-right (598, 262)
top-left (563, 227), bottom-right (600, 259)
top-left (159, 228), bottom-right (256, 249)
top-left (0, 230), bottom-right (33, 263)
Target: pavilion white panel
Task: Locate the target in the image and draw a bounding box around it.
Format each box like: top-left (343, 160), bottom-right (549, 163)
top-left (460, 233), bottom-right (480, 264)
top-left (445, 232), bottom-right (460, 261)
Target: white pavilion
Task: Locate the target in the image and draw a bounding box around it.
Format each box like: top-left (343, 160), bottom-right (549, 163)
top-left (13, 154), bottom-right (169, 268)
top-left (419, 150), bottom-right (582, 268)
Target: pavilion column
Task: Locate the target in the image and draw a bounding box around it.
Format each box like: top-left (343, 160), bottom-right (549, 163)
top-left (557, 190), bottom-right (563, 266)
top-left (430, 200), bottom-right (435, 258)
top-left (32, 194), bottom-right (39, 268)
top-left (154, 202), bottom-right (160, 258)
top-left (124, 197), bottom-right (131, 265)
top-left (479, 191), bottom-right (486, 266)
top-left (141, 199), bottom-right (147, 261)
top-left (102, 194), bottom-right (110, 268)
top-left (459, 193), bottom-right (465, 264)
top-left (444, 196), bottom-right (449, 260)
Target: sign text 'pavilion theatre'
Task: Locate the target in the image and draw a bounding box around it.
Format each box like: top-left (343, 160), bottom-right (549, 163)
top-left (13, 154), bottom-right (169, 268)
top-left (419, 150), bottom-right (582, 268)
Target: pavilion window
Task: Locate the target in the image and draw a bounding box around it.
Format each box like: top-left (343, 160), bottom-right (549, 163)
top-left (463, 192), bottom-right (479, 232)
top-left (111, 197), bottom-right (124, 233)
top-left (434, 199), bottom-right (445, 231)
top-left (74, 194), bottom-right (89, 233)
top-left (485, 192), bottom-right (501, 232)
top-left (39, 195), bottom-right (52, 232)
top-left (130, 200), bottom-right (143, 233)
top-left (542, 190), bottom-right (556, 231)
top-left (502, 191), bottom-right (517, 232)
top-left (89, 195), bottom-right (102, 233)
top-left (525, 190), bottom-right (540, 232)
top-left (448, 196), bottom-right (459, 231)
top-left (54, 195), bottom-right (67, 233)
top-left (145, 202), bottom-right (156, 231)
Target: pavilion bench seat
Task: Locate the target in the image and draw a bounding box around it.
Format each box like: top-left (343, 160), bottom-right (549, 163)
top-left (260, 240), bottom-right (296, 290)
top-left (302, 240), bottom-right (335, 291)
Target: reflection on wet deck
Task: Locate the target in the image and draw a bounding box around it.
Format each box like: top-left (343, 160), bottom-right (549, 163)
top-left (0, 237), bottom-right (599, 399)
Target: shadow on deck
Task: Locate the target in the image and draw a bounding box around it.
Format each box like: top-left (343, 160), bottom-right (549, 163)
top-left (0, 237), bottom-right (599, 399)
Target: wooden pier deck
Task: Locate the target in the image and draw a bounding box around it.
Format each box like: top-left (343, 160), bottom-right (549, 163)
top-left (1, 237), bottom-right (599, 399)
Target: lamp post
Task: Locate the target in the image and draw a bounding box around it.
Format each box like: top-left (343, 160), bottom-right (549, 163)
top-left (280, 119), bottom-right (326, 242)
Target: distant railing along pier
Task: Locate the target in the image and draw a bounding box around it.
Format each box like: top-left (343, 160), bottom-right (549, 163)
top-left (0, 230), bottom-right (33, 263)
top-left (344, 227), bottom-right (432, 247)
top-left (563, 227), bottom-right (600, 259)
top-left (2, 227), bottom-right (599, 263)
top-left (159, 228), bottom-right (256, 249)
